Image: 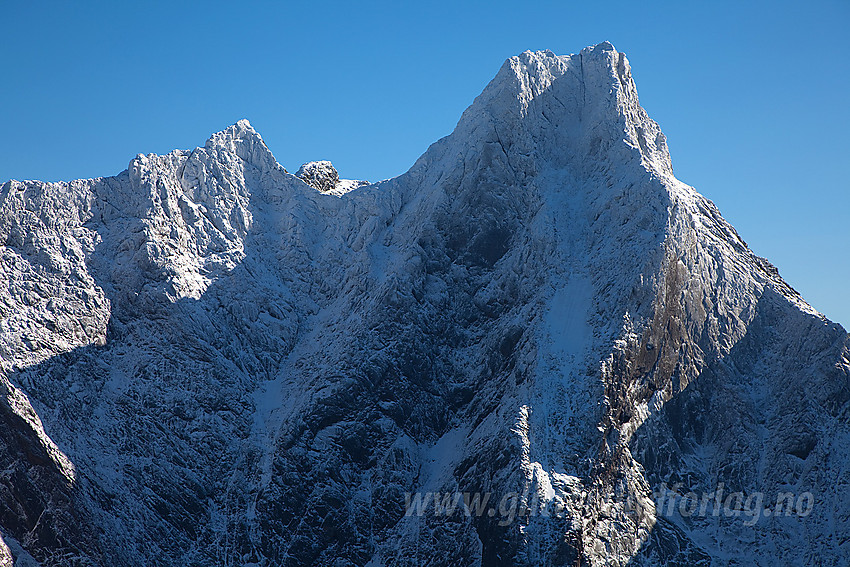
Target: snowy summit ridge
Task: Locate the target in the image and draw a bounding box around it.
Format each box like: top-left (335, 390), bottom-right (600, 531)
top-left (0, 42), bottom-right (847, 567)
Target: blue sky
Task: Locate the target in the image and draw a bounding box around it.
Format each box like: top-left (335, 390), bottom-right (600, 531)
top-left (1, 0), bottom-right (847, 327)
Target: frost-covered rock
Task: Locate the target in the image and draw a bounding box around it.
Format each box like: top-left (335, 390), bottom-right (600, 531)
top-left (0, 43), bottom-right (847, 566)
top-left (296, 160), bottom-right (339, 192)
top-left (296, 160), bottom-right (368, 195)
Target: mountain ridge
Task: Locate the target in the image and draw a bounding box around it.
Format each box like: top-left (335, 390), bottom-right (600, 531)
top-left (0, 42), bottom-right (847, 566)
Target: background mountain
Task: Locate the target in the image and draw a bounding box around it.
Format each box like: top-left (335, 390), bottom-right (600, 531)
top-left (0, 42), bottom-right (847, 566)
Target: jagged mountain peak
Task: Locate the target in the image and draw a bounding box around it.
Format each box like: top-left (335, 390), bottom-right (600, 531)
top-left (201, 117), bottom-right (282, 173)
top-left (435, 42), bottom-right (673, 188)
top-left (0, 44), bottom-right (847, 567)
top-left (205, 118), bottom-right (260, 146)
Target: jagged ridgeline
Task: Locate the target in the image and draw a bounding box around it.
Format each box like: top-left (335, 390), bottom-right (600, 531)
top-left (0, 42), bottom-right (848, 566)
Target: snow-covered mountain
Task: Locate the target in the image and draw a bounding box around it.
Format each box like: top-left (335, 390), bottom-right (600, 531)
top-left (0, 42), bottom-right (847, 566)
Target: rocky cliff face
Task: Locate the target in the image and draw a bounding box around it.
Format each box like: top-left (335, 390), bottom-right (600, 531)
top-left (0, 42), bottom-right (847, 566)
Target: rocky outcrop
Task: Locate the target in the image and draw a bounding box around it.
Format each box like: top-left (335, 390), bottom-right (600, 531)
top-left (296, 160), bottom-right (368, 195)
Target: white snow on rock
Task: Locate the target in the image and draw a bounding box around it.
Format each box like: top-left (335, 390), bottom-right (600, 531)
top-left (296, 160), bottom-right (369, 195)
top-left (0, 42), bottom-right (847, 566)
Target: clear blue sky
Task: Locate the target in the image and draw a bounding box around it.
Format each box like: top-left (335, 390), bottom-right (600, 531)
top-left (2, 0), bottom-right (847, 327)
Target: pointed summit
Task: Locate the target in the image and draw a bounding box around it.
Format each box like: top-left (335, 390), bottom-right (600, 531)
top-left (204, 118), bottom-right (257, 143)
top-left (448, 43), bottom-right (672, 176)
top-left (204, 119), bottom-right (282, 172)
